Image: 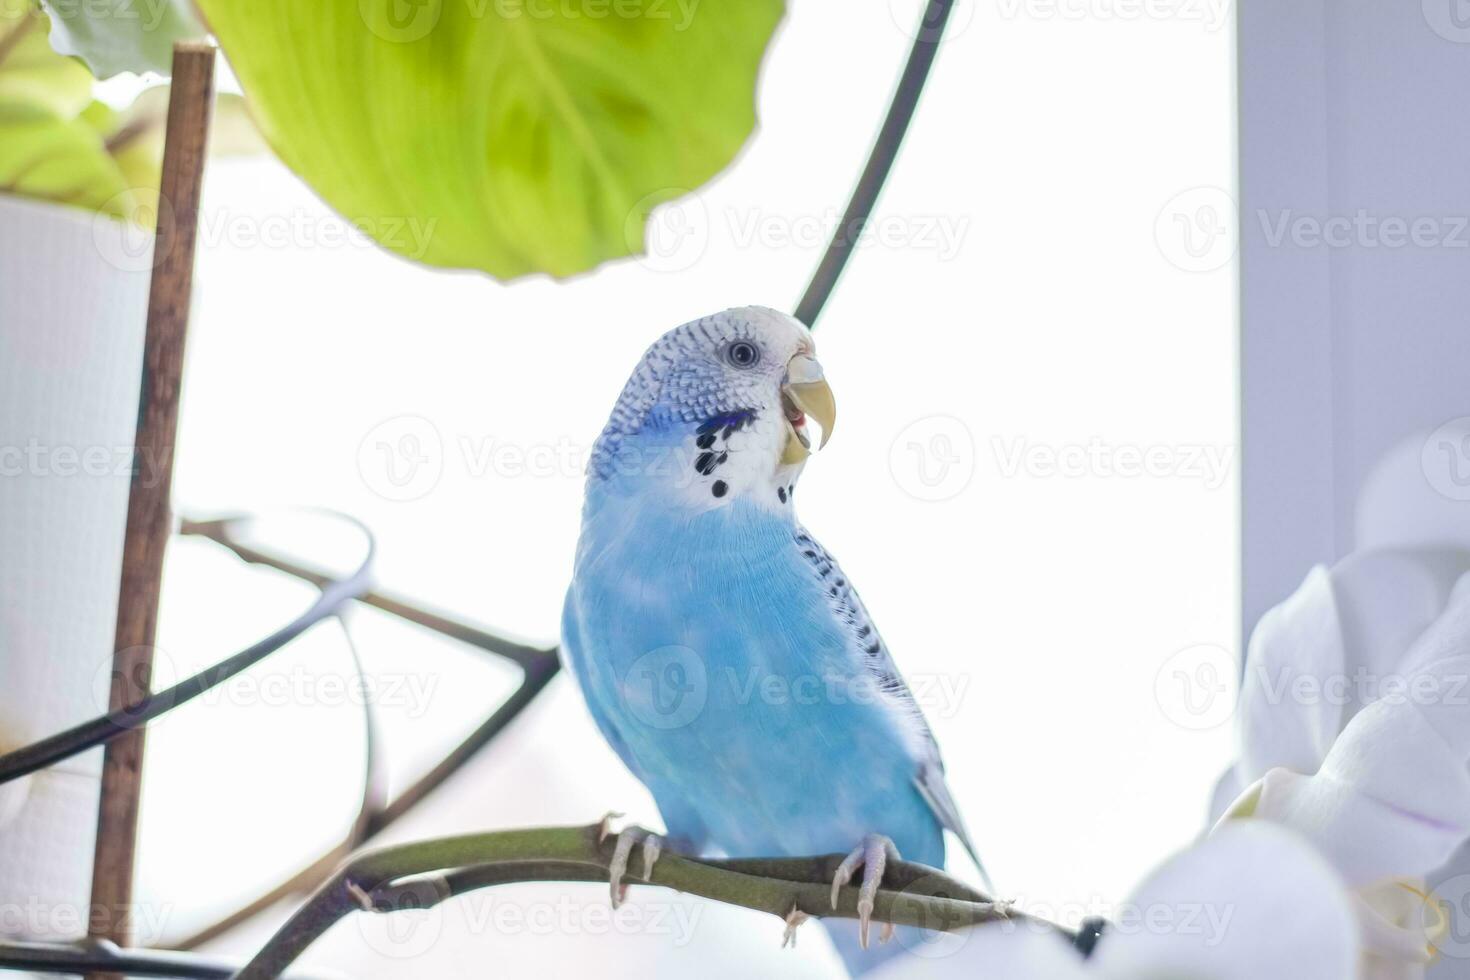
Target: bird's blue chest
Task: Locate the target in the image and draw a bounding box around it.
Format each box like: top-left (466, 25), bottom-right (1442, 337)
top-left (564, 489), bottom-right (941, 861)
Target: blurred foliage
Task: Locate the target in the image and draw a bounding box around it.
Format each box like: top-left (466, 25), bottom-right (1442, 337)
top-left (0, 3), bottom-right (258, 226)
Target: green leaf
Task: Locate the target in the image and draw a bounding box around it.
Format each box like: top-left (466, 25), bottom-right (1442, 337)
top-left (0, 3), bottom-right (93, 116)
top-left (37, 0), bottom-right (205, 79)
top-left (195, 0), bottom-right (784, 278)
top-left (0, 5), bottom-right (135, 218)
top-left (0, 99), bottom-right (136, 217)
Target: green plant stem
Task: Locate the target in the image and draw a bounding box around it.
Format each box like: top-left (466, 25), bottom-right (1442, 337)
top-left (0, 8), bottom-right (38, 70)
top-left (232, 822), bottom-right (1044, 980)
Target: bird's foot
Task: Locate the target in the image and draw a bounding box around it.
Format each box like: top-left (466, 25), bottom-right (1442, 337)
top-left (781, 904), bottom-right (810, 948)
top-left (603, 821), bottom-right (663, 910)
top-left (830, 833), bottom-right (901, 949)
top-left (596, 810), bottom-right (625, 843)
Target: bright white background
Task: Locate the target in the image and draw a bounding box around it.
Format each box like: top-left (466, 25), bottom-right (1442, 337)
top-left (126, 1), bottom-right (1238, 974)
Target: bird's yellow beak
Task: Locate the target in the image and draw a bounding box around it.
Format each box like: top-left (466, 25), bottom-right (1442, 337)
top-left (780, 353), bottom-right (836, 465)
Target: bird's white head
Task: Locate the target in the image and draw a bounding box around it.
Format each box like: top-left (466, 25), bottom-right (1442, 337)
top-left (589, 305), bottom-right (837, 509)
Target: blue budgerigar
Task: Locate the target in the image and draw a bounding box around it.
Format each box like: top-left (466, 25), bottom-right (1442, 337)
top-left (561, 306), bottom-right (987, 973)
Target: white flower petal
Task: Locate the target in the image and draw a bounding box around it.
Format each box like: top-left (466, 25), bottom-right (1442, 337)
top-left (1355, 883), bottom-right (1435, 979)
top-left (1238, 565), bottom-right (1346, 781)
top-left (1251, 696), bottom-right (1470, 885)
top-left (1091, 822), bottom-right (1358, 980)
top-left (1397, 572), bottom-right (1470, 682)
top-left (1209, 766), bottom-right (1247, 824)
top-left (1330, 551), bottom-right (1470, 686)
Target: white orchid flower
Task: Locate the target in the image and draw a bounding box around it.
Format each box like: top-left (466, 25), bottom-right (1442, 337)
top-left (871, 822), bottom-right (1359, 979)
top-left (1211, 549), bottom-right (1470, 976)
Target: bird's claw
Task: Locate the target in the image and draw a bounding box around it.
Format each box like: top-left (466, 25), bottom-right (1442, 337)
top-left (596, 810), bottom-right (625, 843)
top-left (830, 834), bottom-right (901, 949)
top-left (606, 823), bottom-right (663, 909)
top-left (344, 880), bottom-right (375, 912)
top-left (781, 904), bottom-right (809, 948)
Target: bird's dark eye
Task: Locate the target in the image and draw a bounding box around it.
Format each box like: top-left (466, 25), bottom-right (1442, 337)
top-left (725, 340), bottom-right (761, 369)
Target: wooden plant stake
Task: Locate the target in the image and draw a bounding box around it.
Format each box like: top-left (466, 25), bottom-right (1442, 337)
top-left (88, 41), bottom-right (216, 976)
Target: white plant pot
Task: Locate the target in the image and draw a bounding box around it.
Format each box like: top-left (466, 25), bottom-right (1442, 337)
top-left (0, 195), bottom-right (152, 943)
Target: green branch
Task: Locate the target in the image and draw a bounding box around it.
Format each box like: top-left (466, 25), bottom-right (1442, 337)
top-left (232, 821), bottom-right (1048, 980)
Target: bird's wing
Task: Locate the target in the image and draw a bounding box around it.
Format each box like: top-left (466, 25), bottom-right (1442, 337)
top-left (560, 585), bottom-right (653, 786)
top-left (793, 526), bottom-right (993, 892)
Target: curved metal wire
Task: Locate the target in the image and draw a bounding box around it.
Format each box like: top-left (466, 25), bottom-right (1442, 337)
top-left (794, 0), bottom-right (955, 327)
top-left (0, 512), bottom-right (375, 785)
top-left (0, 512), bottom-right (562, 972)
